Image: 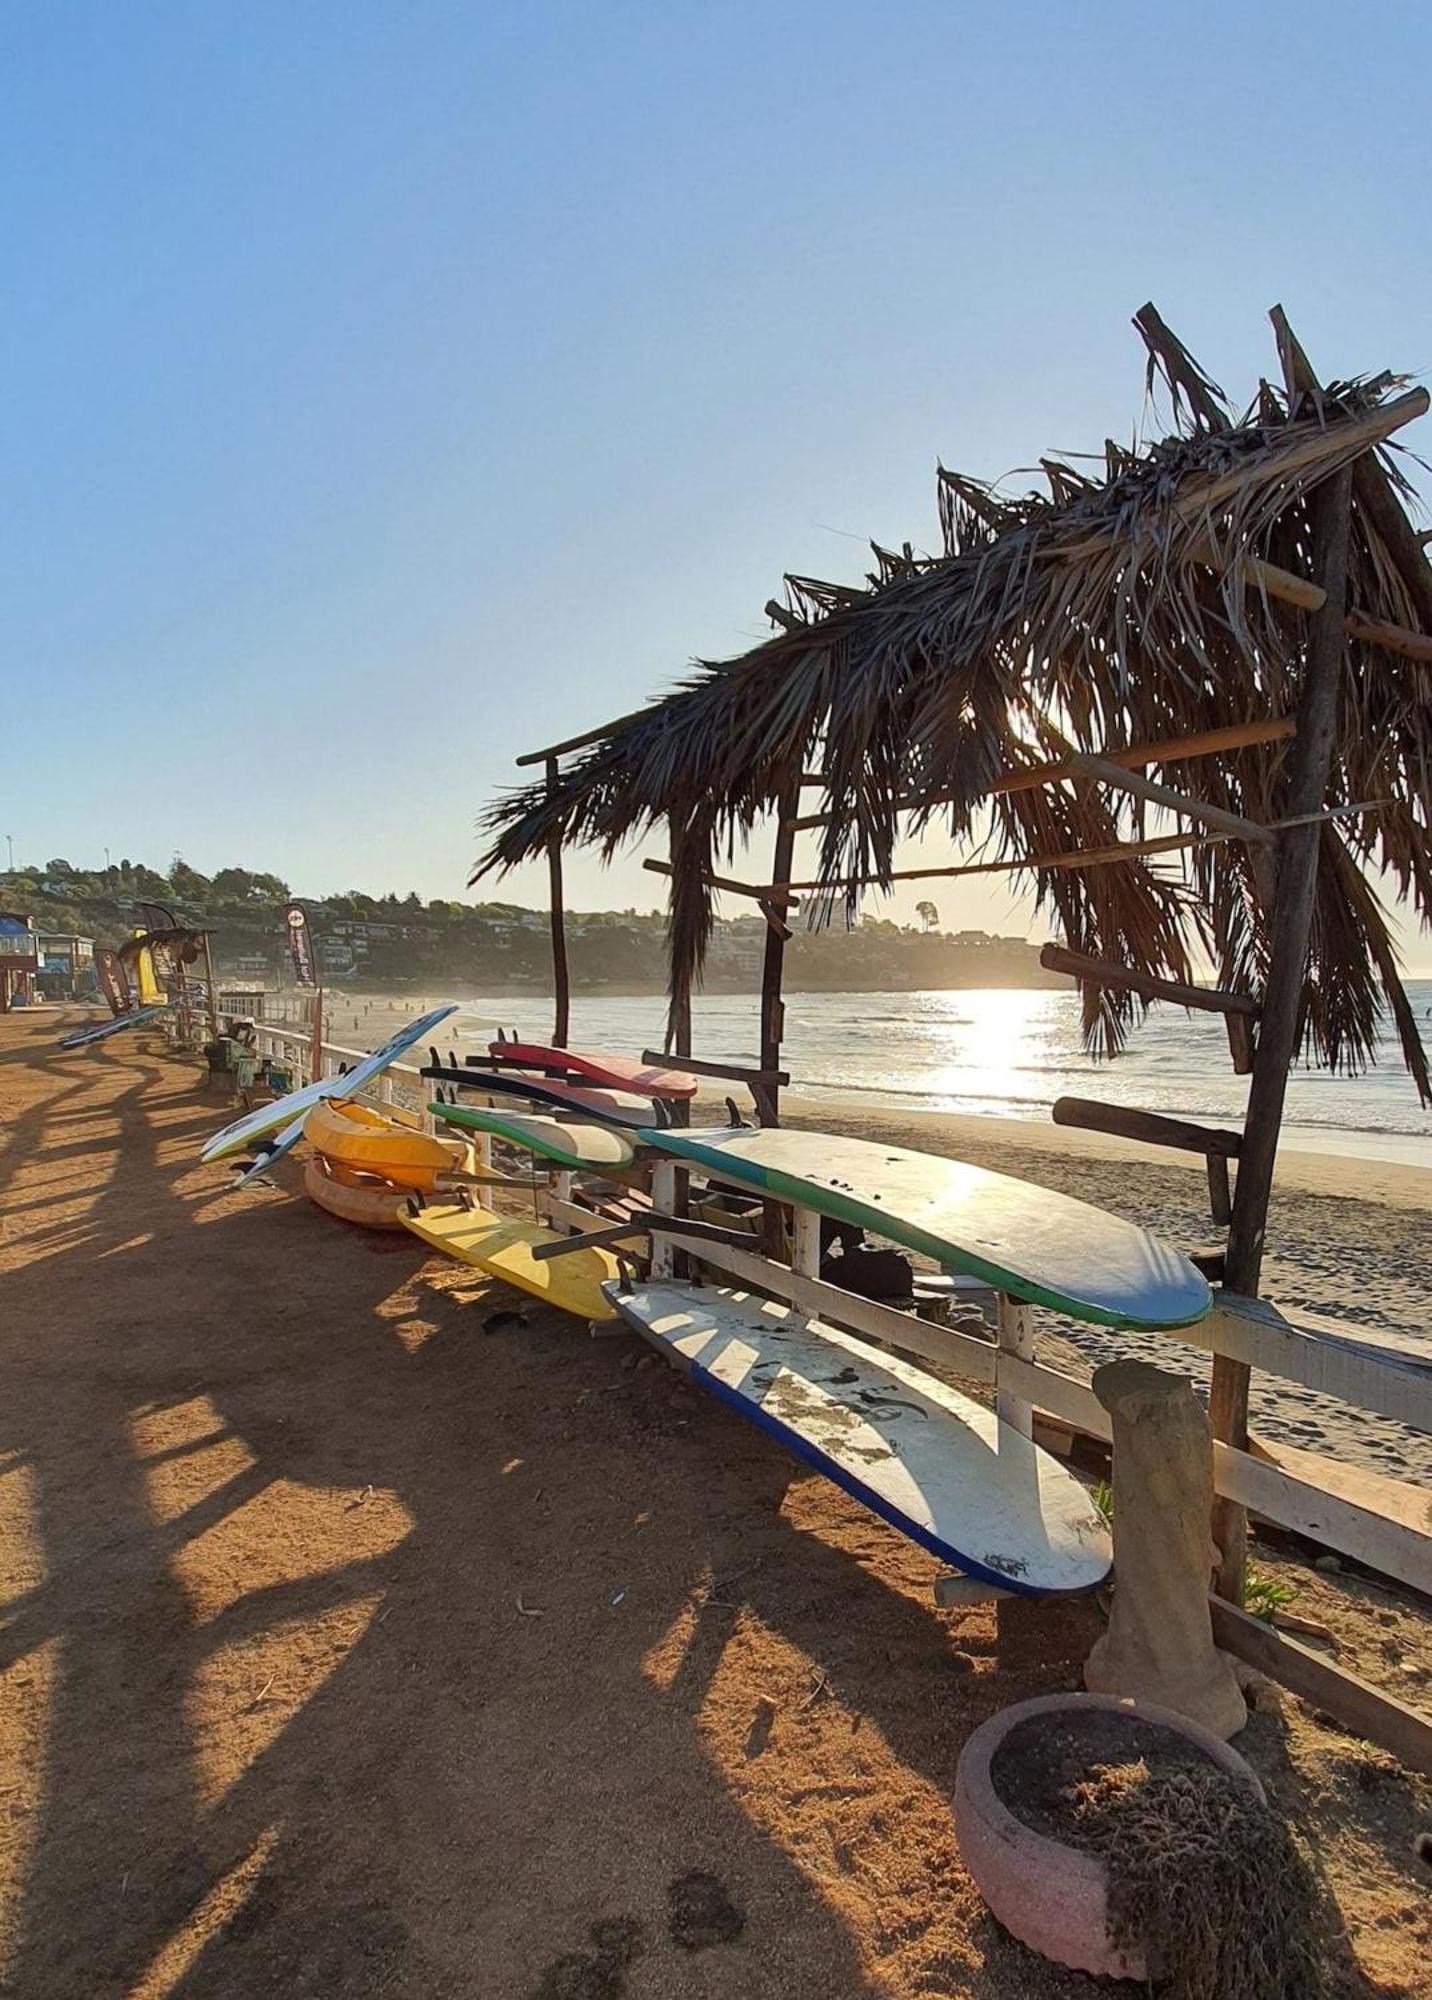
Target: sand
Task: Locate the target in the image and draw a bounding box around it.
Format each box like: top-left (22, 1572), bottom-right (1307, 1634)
top-left (2, 1008), bottom-right (1430, 1998)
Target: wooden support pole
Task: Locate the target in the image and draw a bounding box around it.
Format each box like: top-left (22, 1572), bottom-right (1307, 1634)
top-left (1040, 944), bottom-right (1259, 1018)
top-left (760, 787), bottom-right (799, 1130)
top-left (1206, 1155), bottom-right (1233, 1228)
top-left (994, 1296), bottom-right (1035, 1440)
top-left (1213, 464), bottom-right (1355, 1604)
top-left (201, 934), bottom-right (220, 1043)
top-left (545, 759), bottom-right (570, 1048)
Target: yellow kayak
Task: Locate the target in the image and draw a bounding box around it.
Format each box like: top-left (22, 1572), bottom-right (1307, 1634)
top-left (303, 1097), bottom-right (471, 1191)
top-left (304, 1155), bottom-right (410, 1230)
top-left (401, 1199), bottom-right (621, 1322)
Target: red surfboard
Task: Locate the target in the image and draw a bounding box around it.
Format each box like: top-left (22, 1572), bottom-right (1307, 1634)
top-left (488, 1040), bottom-right (698, 1100)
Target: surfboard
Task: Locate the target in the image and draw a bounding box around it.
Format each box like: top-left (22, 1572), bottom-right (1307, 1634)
top-left (606, 1284), bottom-right (1111, 1595)
top-left (401, 1200), bottom-right (622, 1321)
top-left (58, 1004), bottom-right (169, 1050)
top-left (230, 1114), bottom-right (306, 1190)
top-left (644, 1126), bottom-right (1211, 1331)
top-left (490, 1040), bottom-right (698, 1100)
top-left (434, 1066), bottom-right (658, 1129)
top-left (201, 1002), bottom-right (459, 1163)
top-left (431, 1103), bottom-right (637, 1171)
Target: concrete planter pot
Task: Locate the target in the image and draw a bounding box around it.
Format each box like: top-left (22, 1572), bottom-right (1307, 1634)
top-left (953, 1692), bottom-right (1264, 1981)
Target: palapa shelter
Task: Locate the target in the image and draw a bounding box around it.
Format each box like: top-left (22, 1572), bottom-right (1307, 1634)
top-left (474, 304), bottom-right (1432, 1596)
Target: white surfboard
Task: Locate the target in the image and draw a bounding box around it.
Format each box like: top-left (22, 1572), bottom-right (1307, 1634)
top-left (201, 1002), bottom-right (458, 1163)
top-left (606, 1284), bottom-right (1111, 1596)
top-left (230, 1114), bottom-right (306, 1189)
top-left (645, 1126), bottom-right (1210, 1331)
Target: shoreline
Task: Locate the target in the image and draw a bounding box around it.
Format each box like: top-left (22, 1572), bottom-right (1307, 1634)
top-left (786, 1090), bottom-right (1432, 1205)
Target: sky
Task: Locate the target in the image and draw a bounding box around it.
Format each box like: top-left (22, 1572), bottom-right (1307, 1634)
top-left (4, 1), bottom-right (1430, 964)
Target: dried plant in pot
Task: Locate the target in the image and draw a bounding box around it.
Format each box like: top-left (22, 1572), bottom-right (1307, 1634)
top-left (954, 1691), bottom-right (1325, 1990)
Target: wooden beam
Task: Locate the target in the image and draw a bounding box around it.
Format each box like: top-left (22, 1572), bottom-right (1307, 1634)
top-left (1066, 752), bottom-right (1274, 846)
top-left (775, 799), bottom-right (1383, 894)
top-left (1196, 542), bottom-right (1432, 665)
top-left (642, 857), bottom-right (799, 911)
top-left (1344, 614), bottom-right (1432, 665)
top-left (640, 1049), bottom-right (790, 1089)
top-left (515, 703), bottom-right (656, 767)
top-left (1209, 1596), bottom-right (1432, 1780)
top-left (1051, 1095), bottom-right (1243, 1159)
top-left (790, 717), bottom-right (1296, 832)
top-left (1040, 944), bottom-right (1260, 1018)
top-left (1215, 465), bottom-right (1356, 1603)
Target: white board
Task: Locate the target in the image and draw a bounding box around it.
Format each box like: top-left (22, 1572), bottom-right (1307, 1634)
top-left (201, 1002), bottom-right (458, 1162)
top-left (605, 1283), bottom-right (1111, 1597)
top-left (646, 1126), bottom-right (1210, 1331)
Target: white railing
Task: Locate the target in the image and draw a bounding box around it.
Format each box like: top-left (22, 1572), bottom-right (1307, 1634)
top-left (251, 1020), bottom-right (437, 1133)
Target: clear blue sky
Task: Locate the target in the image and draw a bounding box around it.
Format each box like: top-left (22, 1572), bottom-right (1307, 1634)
top-left (4, 1), bottom-right (1429, 959)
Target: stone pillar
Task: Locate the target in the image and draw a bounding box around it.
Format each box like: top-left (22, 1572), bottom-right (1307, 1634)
top-left (1084, 1359), bottom-right (1246, 1738)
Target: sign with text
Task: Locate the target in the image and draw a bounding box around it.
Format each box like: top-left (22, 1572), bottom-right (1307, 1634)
top-left (284, 904), bottom-right (318, 988)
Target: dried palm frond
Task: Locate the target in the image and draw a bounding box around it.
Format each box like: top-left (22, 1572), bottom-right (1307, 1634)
top-left (474, 308), bottom-right (1432, 1096)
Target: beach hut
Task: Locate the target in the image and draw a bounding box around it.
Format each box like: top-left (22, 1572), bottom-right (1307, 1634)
top-left (474, 305), bottom-right (1432, 1625)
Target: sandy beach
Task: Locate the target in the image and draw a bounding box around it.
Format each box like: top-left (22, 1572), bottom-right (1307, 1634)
top-left (2, 1009), bottom-right (1430, 1997)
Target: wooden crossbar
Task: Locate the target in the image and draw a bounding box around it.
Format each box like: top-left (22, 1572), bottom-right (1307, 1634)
top-left (791, 717), bottom-right (1296, 831)
top-left (1066, 752), bottom-right (1273, 845)
top-left (642, 857), bottom-right (799, 911)
top-left (774, 799), bottom-right (1386, 893)
top-left (639, 1049), bottom-right (790, 1088)
top-left (1191, 538), bottom-right (1432, 668)
top-left (1040, 945), bottom-right (1260, 1018)
top-left (1051, 1096), bottom-right (1243, 1159)
top-left (1209, 1597), bottom-right (1432, 1779)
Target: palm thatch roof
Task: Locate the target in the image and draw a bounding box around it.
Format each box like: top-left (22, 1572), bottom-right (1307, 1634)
top-left (474, 307), bottom-right (1432, 1099)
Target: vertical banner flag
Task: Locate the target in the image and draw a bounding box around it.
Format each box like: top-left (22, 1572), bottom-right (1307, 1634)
top-left (285, 904), bottom-right (317, 989)
top-left (95, 948), bottom-right (129, 1017)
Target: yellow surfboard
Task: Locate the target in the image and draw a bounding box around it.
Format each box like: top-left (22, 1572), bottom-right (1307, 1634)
top-left (401, 1200), bottom-right (622, 1322)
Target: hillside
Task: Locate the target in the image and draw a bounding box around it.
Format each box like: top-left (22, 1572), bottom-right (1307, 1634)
top-left (0, 858), bottom-right (1061, 995)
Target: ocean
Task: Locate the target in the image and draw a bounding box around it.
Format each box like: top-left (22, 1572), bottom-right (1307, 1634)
top-left (313, 980), bottom-right (1432, 1170)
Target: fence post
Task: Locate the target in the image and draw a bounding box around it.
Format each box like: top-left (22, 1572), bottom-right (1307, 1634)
top-left (995, 1295), bottom-right (1035, 1439)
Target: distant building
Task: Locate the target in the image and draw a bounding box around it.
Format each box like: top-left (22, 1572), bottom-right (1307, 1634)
top-left (0, 914), bottom-right (38, 1010)
top-left (35, 933), bottom-right (96, 1000)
